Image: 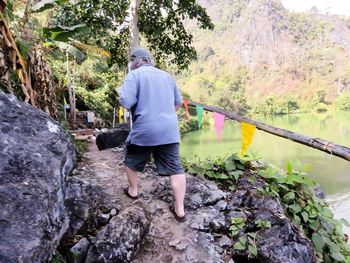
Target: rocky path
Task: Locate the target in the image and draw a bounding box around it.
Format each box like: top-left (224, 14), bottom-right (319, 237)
top-left (71, 142), bottom-right (232, 263)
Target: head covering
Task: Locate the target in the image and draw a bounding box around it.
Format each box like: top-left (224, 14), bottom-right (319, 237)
top-left (130, 48), bottom-right (152, 59)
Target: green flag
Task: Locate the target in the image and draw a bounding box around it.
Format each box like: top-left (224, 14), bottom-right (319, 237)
top-left (196, 105), bottom-right (203, 129)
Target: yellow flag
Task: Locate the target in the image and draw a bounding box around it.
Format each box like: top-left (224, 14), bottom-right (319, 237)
top-left (240, 122), bottom-right (256, 158)
top-left (118, 107), bottom-right (124, 123)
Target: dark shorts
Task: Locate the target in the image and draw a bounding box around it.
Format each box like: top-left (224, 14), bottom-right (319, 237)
top-left (124, 143), bottom-right (185, 175)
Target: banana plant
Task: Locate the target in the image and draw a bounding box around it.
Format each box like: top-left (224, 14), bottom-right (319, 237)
top-left (42, 23), bottom-right (110, 126)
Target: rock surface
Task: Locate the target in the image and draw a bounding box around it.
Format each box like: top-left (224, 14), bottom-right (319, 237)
top-left (0, 91), bottom-right (76, 262)
top-left (69, 142), bottom-right (318, 263)
top-left (68, 144), bottom-right (228, 263)
top-left (85, 207), bottom-right (150, 263)
top-left (68, 237), bottom-right (90, 263)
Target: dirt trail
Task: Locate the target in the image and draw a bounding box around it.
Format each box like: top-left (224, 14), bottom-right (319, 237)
top-left (75, 143), bottom-right (229, 263)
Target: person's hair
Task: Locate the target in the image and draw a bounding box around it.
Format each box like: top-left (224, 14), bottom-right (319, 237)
top-left (130, 56), bottom-right (154, 70)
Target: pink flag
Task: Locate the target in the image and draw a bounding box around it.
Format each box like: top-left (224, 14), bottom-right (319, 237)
top-left (213, 112), bottom-right (225, 141)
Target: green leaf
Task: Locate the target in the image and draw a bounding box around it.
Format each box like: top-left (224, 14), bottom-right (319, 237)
top-left (216, 173), bottom-right (229, 179)
top-left (301, 211), bottom-right (309, 222)
top-left (228, 185), bottom-right (235, 191)
top-left (233, 241), bottom-right (246, 250)
top-left (236, 163), bottom-right (245, 170)
top-left (311, 232), bottom-right (325, 253)
top-left (320, 208), bottom-right (333, 218)
top-left (283, 192), bottom-right (295, 202)
top-left (225, 161), bottom-right (236, 171)
top-left (247, 232), bottom-right (257, 239)
top-left (52, 41), bottom-right (85, 61)
top-left (206, 170), bottom-right (217, 178)
top-left (230, 170), bottom-right (243, 180)
top-left (32, 0), bottom-right (56, 12)
top-left (340, 218), bottom-right (350, 227)
top-left (248, 244), bottom-right (258, 257)
top-left (288, 204), bottom-right (302, 213)
top-left (43, 24), bottom-right (90, 42)
top-left (330, 250), bottom-right (345, 261)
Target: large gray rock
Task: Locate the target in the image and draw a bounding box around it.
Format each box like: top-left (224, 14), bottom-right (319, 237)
top-left (227, 171), bottom-right (317, 263)
top-left (59, 176), bottom-right (117, 254)
top-left (0, 92), bottom-right (76, 263)
top-left (85, 207), bottom-right (150, 263)
top-left (67, 237), bottom-right (90, 263)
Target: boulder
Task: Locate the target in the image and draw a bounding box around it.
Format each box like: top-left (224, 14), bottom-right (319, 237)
top-left (95, 124), bottom-right (130, 151)
top-left (85, 207), bottom-right (150, 263)
top-left (227, 172), bottom-right (317, 263)
top-left (0, 91), bottom-right (76, 262)
top-left (58, 177), bottom-right (111, 254)
top-left (67, 237), bottom-right (90, 263)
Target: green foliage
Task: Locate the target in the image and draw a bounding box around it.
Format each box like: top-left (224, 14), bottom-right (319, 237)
top-left (178, 107), bottom-right (210, 135)
top-left (255, 219), bottom-right (271, 229)
top-left (232, 233), bottom-right (258, 258)
top-left (72, 138), bottom-right (88, 157)
top-left (139, 0), bottom-right (214, 70)
top-left (54, 0), bottom-right (130, 65)
top-left (259, 161), bottom-right (350, 262)
top-left (184, 154), bottom-right (350, 262)
top-left (182, 153), bottom-right (246, 189)
top-left (55, 0), bottom-right (213, 70)
top-left (48, 57), bottom-right (121, 120)
top-left (230, 217), bottom-right (246, 237)
top-left (333, 92), bottom-right (350, 111)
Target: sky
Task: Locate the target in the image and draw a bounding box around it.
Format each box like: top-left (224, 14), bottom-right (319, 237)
top-left (281, 0), bottom-right (350, 17)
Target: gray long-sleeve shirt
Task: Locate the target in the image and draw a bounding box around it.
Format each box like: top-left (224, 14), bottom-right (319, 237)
top-left (119, 65), bottom-right (183, 146)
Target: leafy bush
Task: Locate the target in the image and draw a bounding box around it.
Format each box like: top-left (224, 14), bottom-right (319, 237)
top-left (183, 155), bottom-right (350, 262)
top-left (333, 92), bottom-right (350, 111)
top-left (259, 160), bottom-right (350, 262)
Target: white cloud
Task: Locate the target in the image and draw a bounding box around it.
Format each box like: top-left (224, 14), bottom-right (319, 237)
top-left (281, 0), bottom-right (350, 17)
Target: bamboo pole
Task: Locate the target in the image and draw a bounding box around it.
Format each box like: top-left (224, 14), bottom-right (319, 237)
top-left (188, 101), bottom-right (350, 162)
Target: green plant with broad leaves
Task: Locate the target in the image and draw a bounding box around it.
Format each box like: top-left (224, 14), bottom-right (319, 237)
top-left (183, 154), bottom-right (350, 262)
top-left (232, 233), bottom-right (258, 258)
top-left (182, 153), bottom-right (246, 191)
top-left (259, 160), bottom-right (350, 262)
top-left (229, 217), bottom-right (246, 237)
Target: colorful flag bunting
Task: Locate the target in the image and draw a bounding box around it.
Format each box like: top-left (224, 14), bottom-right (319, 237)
top-left (213, 112), bottom-right (225, 141)
top-left (119, 107), bottom-right (124, 123)
top-left (196, 105), bottom-right (203, 129)
top-left (183, 99), bottom-right (190, 119)
top-left (240, 122), bottom-right (256, 158)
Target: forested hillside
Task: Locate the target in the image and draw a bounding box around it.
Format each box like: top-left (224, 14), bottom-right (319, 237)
top-left (176, 0), bottom-right (350, 114)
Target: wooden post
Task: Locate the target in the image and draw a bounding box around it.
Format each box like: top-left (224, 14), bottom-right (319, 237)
top-left (112, 107), bottom-right (116, 128)
top-left (187, 101), bottom-right (350, 162)
top-left (129, 0), bottom-right (140, 53)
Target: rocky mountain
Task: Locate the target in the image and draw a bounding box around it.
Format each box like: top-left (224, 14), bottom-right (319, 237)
top-left (177, 0), bottom-right (350, 112)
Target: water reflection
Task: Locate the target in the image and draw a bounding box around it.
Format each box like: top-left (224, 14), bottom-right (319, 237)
top-left (181, 111), bottom-right (350, 195)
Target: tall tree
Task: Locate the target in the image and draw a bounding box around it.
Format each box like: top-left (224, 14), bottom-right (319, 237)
top-left (54, 0), bottom-right (214, 70)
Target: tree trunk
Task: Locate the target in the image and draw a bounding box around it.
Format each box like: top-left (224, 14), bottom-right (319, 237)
top-left (187, 101), bottom-right (350, 162)
top-left (129, 0), bottom-right (140, 54)
top-left (66, 52), bottom-right (76, 126)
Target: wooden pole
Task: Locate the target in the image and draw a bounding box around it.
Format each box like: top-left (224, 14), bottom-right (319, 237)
top-left (112, 107), bottom-right (116, 128)
top-left (188, 101), bottom-right (350, 162)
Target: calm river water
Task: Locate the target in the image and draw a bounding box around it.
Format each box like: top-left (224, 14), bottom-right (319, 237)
top-left (180, 111), bottom-right (350, 232)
